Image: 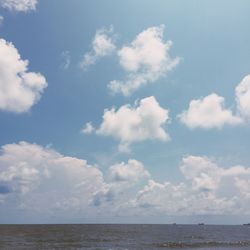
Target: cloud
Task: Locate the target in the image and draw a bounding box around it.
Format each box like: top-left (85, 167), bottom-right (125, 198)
top-left (180, 155), bottom-right (222, 192)
top-left (180, 156), bottom-right (250, 193)
top-left (0, 141), bottom-right (148, 213)
top-left (108, 25), bottom-right (180, 96)
top-left (61, 50), bottom-right (71, 70)
top-left (0, 141), bottom-right (106, 211)
top-left (81, 122), bottom-right (95, 134)
top-left (109, 159), bottom-right (150, 183)
top-left (235, 74), bottom-right (250, 120)
top-left (179, 75), bottom-right (250, 129)
top-left (130, 179), bottom-right (188, 213)
top-left (80, 26), bottom-right (116, 70)
top-left (130, 179), bottom-right (236, 215)
top-left (92, 159), bottom-right (149, 207)
top-left (91, 185), bottom-right (114, 207)
top-left (0, 0), bottom-right (37, 12)
top-left (179, 93), bottom-right (242, 129)
top-left (0, 38), bottom-right (47, 113)
top-left (0, 16), bottom-right (3, 25)
top-left (130, 156), bottom-right (250, 215)
top-left (96, 96), bottom-right (170, 152)
top-left (1, 141), bottom-right (250, 218)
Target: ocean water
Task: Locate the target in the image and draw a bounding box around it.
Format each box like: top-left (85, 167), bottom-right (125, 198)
top-left (0, 224), bottom-right (249, 249)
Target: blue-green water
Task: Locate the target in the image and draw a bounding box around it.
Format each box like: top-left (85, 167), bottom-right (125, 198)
top-left (0, 224), bottom-right (250, 249)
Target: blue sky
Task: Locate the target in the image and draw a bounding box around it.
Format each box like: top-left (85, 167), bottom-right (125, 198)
top-left (0, 0), bottom-right (250, 224)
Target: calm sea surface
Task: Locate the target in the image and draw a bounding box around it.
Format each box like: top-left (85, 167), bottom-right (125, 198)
top-left (0, 224), bottom-right (249, 249)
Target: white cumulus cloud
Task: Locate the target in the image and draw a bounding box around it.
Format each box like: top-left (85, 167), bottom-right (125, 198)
top-left (1, 141), bottom-right (250, 218)
top-left (179, 93), bottom-right (242, 129)
top-left (0, 38), bottom-right (47, 113)
top-left (0, 141), bottom-right (149, 214)
top-left (0, 141), bottom-right (106, 211)
top-left (92, 159), bottom-right (149, 207)
top-left (96, 96), bottom-right (170, 152)
top-left (130, 179), bottom-right (188, 212)
top-left (130, 155), bottom-right (250, 215)
top-left (180, 155), bottom-right (222, 192)
top-left (108, 25), bottom-right (180, 96)
top-left (0, 0), bottom-right (37, 12)
top-left (80, 26), bottom-right (116, 70)
top-left (109, 159), bottom-right (150, 183)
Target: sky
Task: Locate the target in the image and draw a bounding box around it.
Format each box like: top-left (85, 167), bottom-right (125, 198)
top-left (0, 0), bottom-right (250, 224)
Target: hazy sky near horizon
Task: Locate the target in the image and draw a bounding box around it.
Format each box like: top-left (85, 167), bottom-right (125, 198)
top-left (0, 0), bottom-right (250, 224)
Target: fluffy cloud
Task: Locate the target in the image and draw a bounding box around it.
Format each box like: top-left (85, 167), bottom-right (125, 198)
top-left (130, 156), bottom-right (250, 215)
top-left (80, 26), bottom-right (116, 70)
top-left (109, 159), bottom-right (150, 183)
top-left (0, 141), bottom-right (149, 214)
top-left (0, 38), bottom-right (47, 113)
top-left (108, 25), bottom-right (180, 96)
top-left (96, 96), bottom-right (170, 152)
top-left (130, 179), bottom-right (237, 215)
top-left (1, 141), bottom-right (250, 218)
top-left (180, 155), bottom-right (221, 192)
top-left (130, 180), bottom-right (188, 213)
top-left (235, 74), bottom-right (250, 120)
top-left (181, 156), bottom-right (250, 190)
top-left (0, 0), bottom-right (37, 12)
top-left (179, 93), bottom-right (242, 129)
top-left (0, 141), bottom-right (106, 211)
top-left (180, 155), bottom-right (250, 213)
top-left (179, 75), bottom-right (250, 129)
top-left (92, 159), bottom-right (149, 207)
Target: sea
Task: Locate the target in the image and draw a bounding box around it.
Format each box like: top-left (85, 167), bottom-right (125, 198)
top-left (0, 224), bottom-right (249, 249)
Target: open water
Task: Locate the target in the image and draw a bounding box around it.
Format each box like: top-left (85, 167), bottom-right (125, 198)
top-left (0, 224), bottom-right (250, 249)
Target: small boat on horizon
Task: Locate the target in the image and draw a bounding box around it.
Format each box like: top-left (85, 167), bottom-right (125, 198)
top-left (198, 223), bottom-right (205, 225)
top-left (243, 223), bottom-right (250, 226)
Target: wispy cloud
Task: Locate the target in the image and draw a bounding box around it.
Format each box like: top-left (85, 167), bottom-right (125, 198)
top-left (235, 74), bottom-right (250, 120)
top-left (80, 26), bottom-right (116, 70)
top-left (81, 122), bottom-right (95, 134)
top-left (0, 0), bottom-right (38, 12)
top-left (60, 50), bottom-right (71, 70)
top-left (0, 16), bottom-right (3, 25)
